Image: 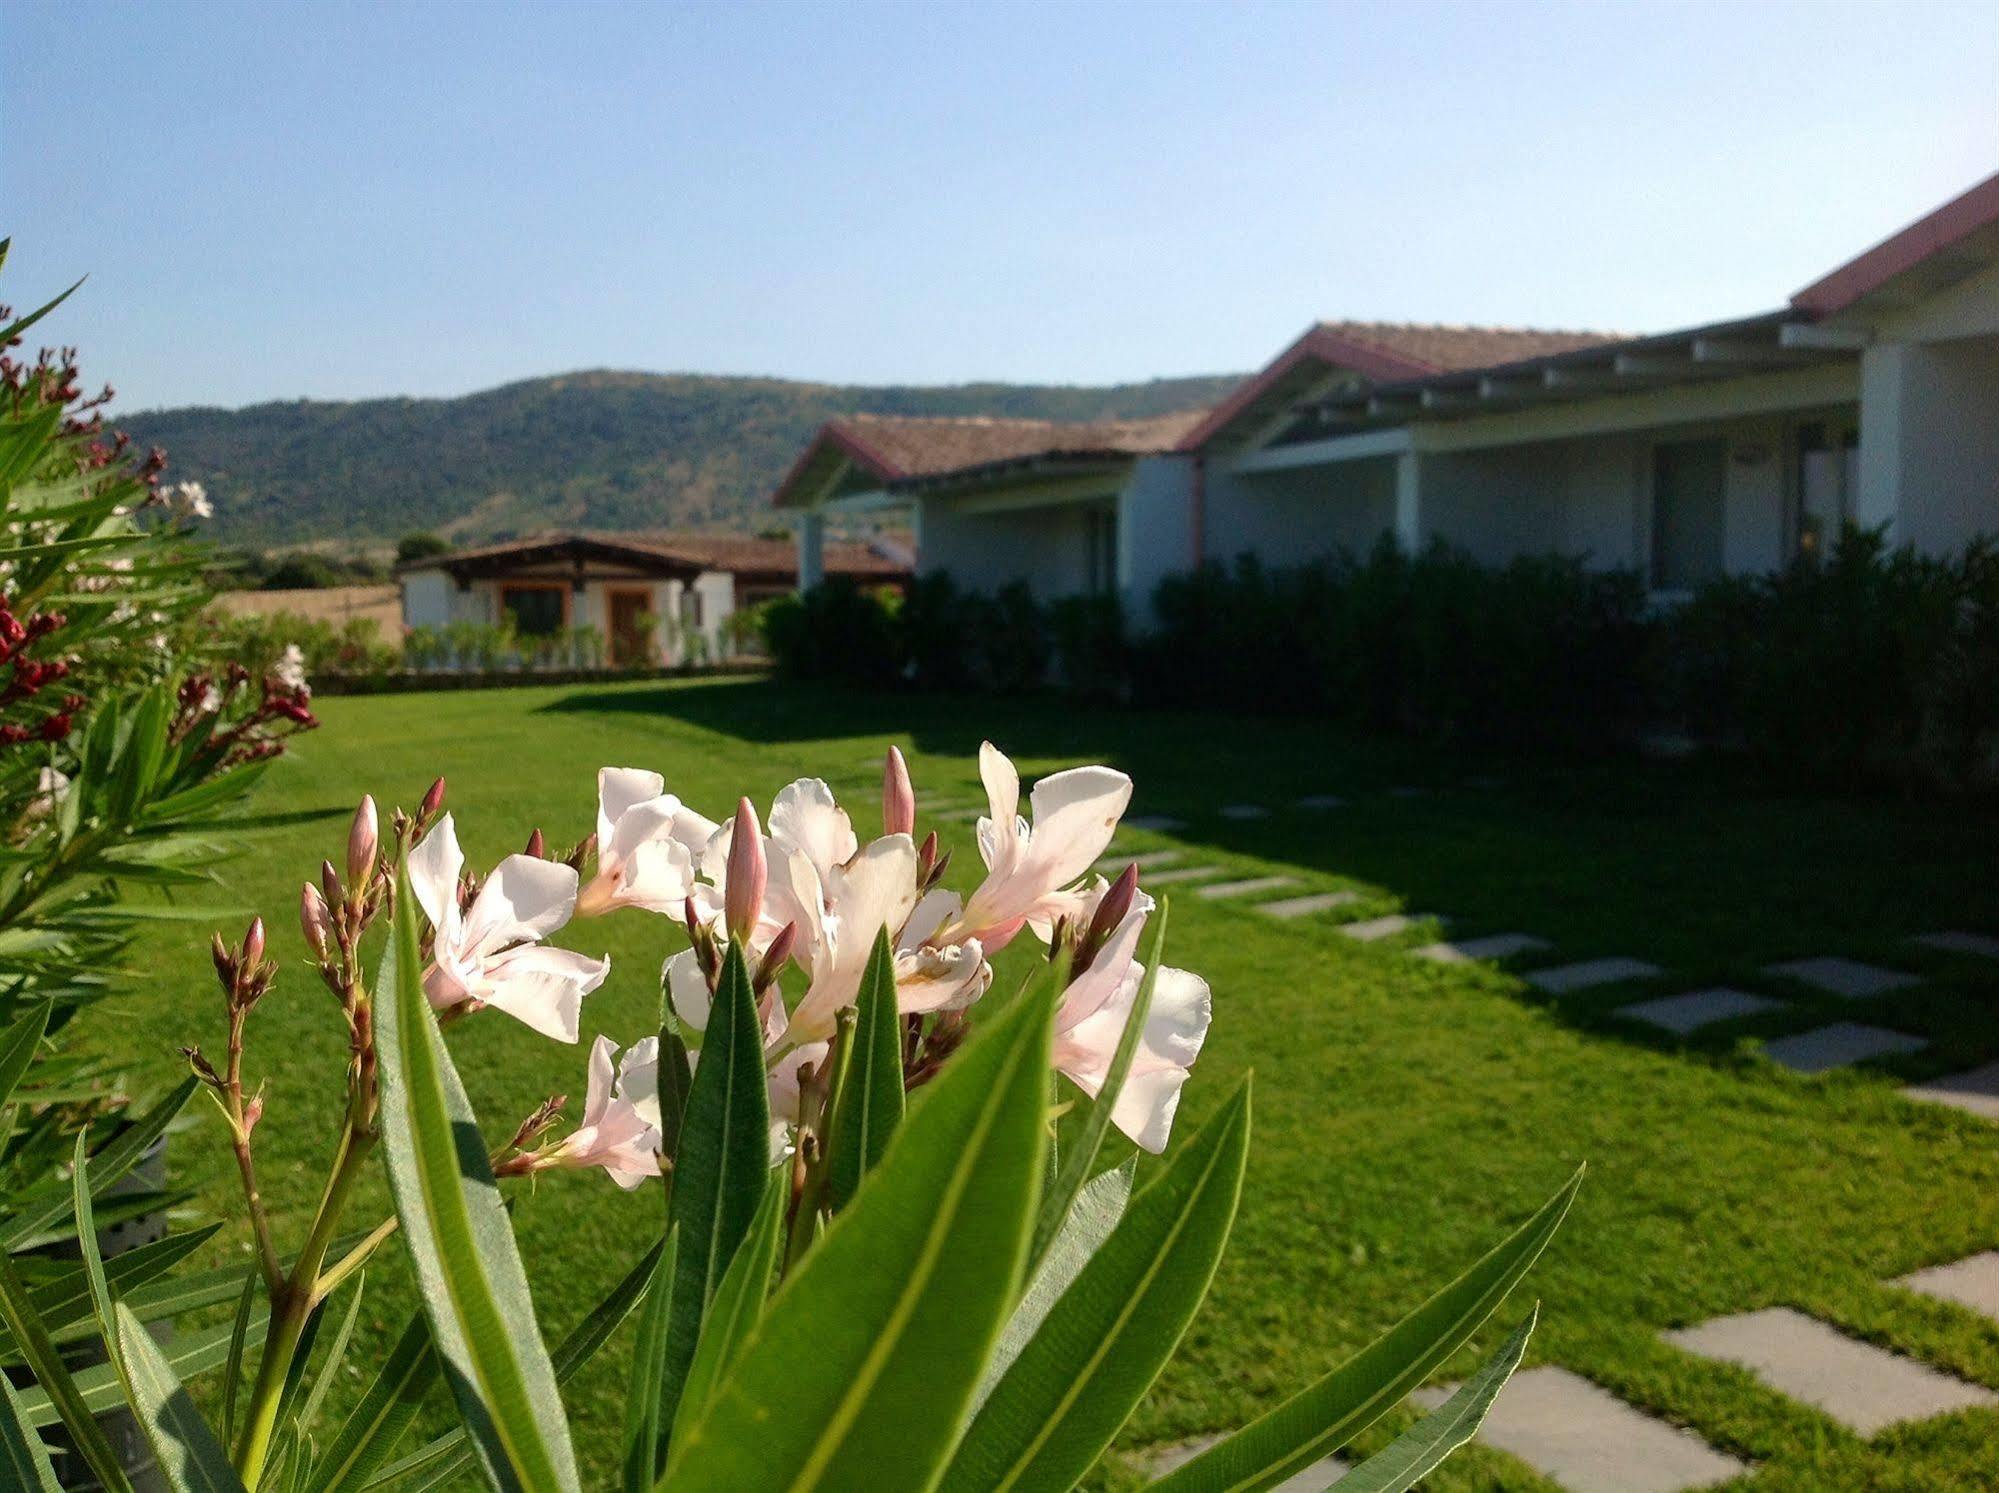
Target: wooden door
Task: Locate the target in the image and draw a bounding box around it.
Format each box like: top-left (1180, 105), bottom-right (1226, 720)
top-left (608, 587), bottom-right (652, 666)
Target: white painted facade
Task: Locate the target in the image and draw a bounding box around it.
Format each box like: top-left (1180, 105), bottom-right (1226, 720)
top-left (790, 177), bottom-right (1999, 615)
top-left (399, 564), bottom-right (749, 665)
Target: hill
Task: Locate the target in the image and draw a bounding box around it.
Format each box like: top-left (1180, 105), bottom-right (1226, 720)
top-left (121, 369), bottom-right (1245, 544)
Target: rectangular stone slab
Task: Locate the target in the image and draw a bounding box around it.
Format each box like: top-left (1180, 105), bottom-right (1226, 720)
top-left (1143, 866), bottom-right (1224, 885)
top-left (1912, 931), bottom-right (1999, 959)
top-left (1618, 988), bottom-right (1785, 1034)
top-left (1763, 956), bottom-right (1920, 999)
top-left (1526, 957), bottom-right (1661, 994)
top-left (1415, 933), bottom-right (1551, 965)
top-left (1896, 1251), bottom-right (1999, 1322)
top-left (1340, 914), bottom-right (1439, 942)
top-left (1903, 1060), bottom-right (1999, 1120)
top-left (1196, 875), bottom-right (1297, 900)
top-left (1137, 1437), bottom-right (1346, 1489)
top-left (1095, 849), bottom-right (1183, 871)
top-left (1414, 1365), bottom-right (1745, 1493)
top-left (1123, 814), bottom-right (1186, 832)
top-left (1664, 1306), bottom-right (1996, 1434)
top-left (1259, 891), bottom-right (1362, 919)
top-left (1762, 1022), bottom-right (1927, 1074)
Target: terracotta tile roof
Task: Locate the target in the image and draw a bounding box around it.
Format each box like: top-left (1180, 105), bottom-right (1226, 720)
top-left (771, 410), bottom-right (1208, 506)
top-left (836, 410), bottom-right (1206, 475)
top-left (402, 531), bottom-right (906, 581)
top-left (1310, 321), bottom-right (1624, 374)
top-left (1178, 320), bottom-right (1621, 451)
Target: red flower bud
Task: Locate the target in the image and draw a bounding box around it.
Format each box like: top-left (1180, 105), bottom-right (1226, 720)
top-left (525, 827), bottom-right (545, 859)
top-left (346, 795), bottom-right (378, 886)
top-left (724, 797), bottom-right (765, 943)
top-left (882, 746), bottom-right (915, 837)
top-left (419, 777), bottom-right (447, 820)
top-left (300, 883), bottom-right (331, 959)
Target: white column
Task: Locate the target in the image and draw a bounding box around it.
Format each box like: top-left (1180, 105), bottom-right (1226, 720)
top-left (1393, 451), bottom-right (1423, 553)
top-left (1854, 343), bottom-right (1906, 540)
top-left (796, 511), bottom-right (826, 592)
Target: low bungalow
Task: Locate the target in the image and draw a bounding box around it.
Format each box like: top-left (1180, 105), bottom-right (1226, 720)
top-left (398, 531), bottom-right (907, 665)
top-left (778, 169), bottom-right (1999, 613)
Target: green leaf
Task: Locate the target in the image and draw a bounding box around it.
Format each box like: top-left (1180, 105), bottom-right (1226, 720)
top-left (374, 860), bottom-right (579, 1493)
top-left (0, 1223), bottom-right (222, 1356)
top-left (824, 927), bottom-right (903, 1211)
top-left (295, 1276), bottom-right (369, 1443)
top-left (0, 1000), bottom-right (49, 1111)
top-left (1334, 1309), bottom-right (1537, 1493)
top-left (112, 1301), bottom-right (244, 1492)
top-left (0, 1075), bottom-right (199, 1249)
top-left (657, 940), bottom-right (770, 1443)
top-left (619, 1231), bottom-right (680, 1493)
top-left (977, 1157), bottom-right (1134, 1408)
top-left (1151, 1165), bottom-right (1583, 1492)
top-left (0, 1366), bottom-right (60, 1492)
top-left (305, 1312), bottom-right (437, 1493)
top-left (944, 1078), bottom-right (1251, 1492)
top-left (0, 1251), bottom-right (132, 1491)
top-left (14, 1312), bottom-right (270, 1429)
top-left (358, 1240), bottom-right (663, 1492)
top-left (668, 1169), bottom-right (784, 1452)
top-left (1032, 902), bottom-right (1170, 1264)
top-left (661, 980), bottom-right (1051, 1492)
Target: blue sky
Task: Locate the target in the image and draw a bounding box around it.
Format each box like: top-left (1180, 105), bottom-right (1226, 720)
top-left (4, 0), bottom-right (1995, 412)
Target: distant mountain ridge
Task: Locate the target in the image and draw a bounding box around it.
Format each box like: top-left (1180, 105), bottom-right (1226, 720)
top-left (120, 368), bottom-right (1246, 544)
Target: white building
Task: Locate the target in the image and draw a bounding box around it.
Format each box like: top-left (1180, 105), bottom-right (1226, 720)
top-left (398, 532), bottom-right (907, 666)
top-left (781, 170), bottom-right (1999, 612)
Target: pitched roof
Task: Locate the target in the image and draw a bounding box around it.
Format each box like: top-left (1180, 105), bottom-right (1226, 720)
top-left (770, 409), bottom-right (1208, 507)
top-left (400, 531), bottom-right (905, 582)
top-left (1791, 168), bottom-right (1999, 318)
top-left (1178, 320), bottom-right (1621, 452)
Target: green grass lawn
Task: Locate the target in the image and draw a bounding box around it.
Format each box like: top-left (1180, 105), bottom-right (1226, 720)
top-left (92, 676), bottom-right (1999, 1489)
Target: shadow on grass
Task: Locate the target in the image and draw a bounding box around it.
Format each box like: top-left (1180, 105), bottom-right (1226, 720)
top-left (544, 675), bottom-right (1999, 1068)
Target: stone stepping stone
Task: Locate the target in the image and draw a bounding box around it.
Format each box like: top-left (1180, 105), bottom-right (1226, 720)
top-left (1896, 1251), bottom-right (1999, 1322)
top-left (1526, 957), bottom-right (1661, 995)
top-left (1196, 875), bottom-right (1297, 900)
top-left (1296, 794), bottom-right (1346, 810)
top-left (1762, 1022), bottom-right (1927, 1075)
top-left (1220, 804), bottom-right (1269, 821)
top-left (1911, 931), bottom-right (1999, 959)
top-left (1414, 933), bottom-right (1551, 965)
top-left (1137, 1436), bottom-right (1346, 1489)
top-left (1095, 850), bottom-right (1184, 872)
top-left (1664, 1306), bottom-right (1996, 1434)
top-left (1617, 987), bottom-right (1786, 1035)
top-left (1903, 1060), bottom-right (1999, 1120)
top-left (1339, 913), bottom-right (1442, 943)
top-left (1124, 814), bottom-right (1186, 833)
top-left (1259, 890), bottom-right (1362, 919)
top-left (1763, 957), bottom-right (1920, 1000)
top-left (1144, 866), bottom-right (1225, 886)
top-left (1411, 1365), bottom-right (1745, 1493)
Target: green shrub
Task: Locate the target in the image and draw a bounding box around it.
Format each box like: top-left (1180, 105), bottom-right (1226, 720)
top-left (760, 578), bottom-right (900, 688)
top-left (1050, 593), bottom-right (1126, 700)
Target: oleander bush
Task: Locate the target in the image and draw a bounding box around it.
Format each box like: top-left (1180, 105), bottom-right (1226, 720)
top-left (1, 745), bottom-right (1576, 1490)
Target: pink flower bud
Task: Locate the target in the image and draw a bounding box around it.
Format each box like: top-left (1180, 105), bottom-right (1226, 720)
top-left (755, 920), bottom-right (798, 991)
top-left (347, 795), bottom-right (378, 886)
top-left (300, 883), bottom-right (331, 959)
top-left (524, 827), bottom-right (545, 859)
top-left (321, 858), bottom-right (343, 907)
top-left (1088, 863), bottom-right (1140, 946)
top-left (725, 797), bottom-right (765, 943)
top-left (242, 916), bottom-right (266, 971)
top-left (242, 1091), bottom-right (264, 1137)
top-left (420, 776), bottom-right (446, 820)
top-left (882, 746), bottom-right (915, 837)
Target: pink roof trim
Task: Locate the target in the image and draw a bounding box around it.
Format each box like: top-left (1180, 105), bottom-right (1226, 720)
top-left (1791, 170), bottom-right (1999, 317)
top-left (768, 420), bottom-right (908, 509)
top-left (1174, 325), bottom-right (1442, 452)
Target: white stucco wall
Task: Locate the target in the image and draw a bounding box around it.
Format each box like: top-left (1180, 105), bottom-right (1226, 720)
top-left (918, 497), bottom-right (1107, 599)
top-left (1117, 455), bottom-right (1194, 622)
top-left (1858, 335), bottom-right (1999, 553)
top-left (1201, 458), bottom-right (1397, 567)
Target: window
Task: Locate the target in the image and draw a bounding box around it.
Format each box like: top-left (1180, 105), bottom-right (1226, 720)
top-left (498, 583), bottom-right (565, 637)
top-left (1794, 419), bottom-right (1859, 560)
top-left (1649, 439), bottom-right (1727, 591)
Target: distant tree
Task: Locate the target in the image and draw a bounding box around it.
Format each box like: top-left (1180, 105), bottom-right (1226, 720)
top-left (261, 553), bottom-right (341, 590)
top-left (396, 531), bottom-right (453, 565)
